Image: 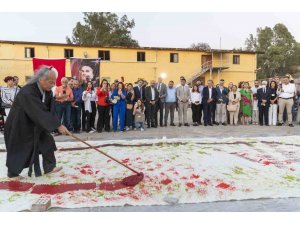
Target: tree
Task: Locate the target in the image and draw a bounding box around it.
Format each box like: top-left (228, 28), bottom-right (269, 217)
top-left (190, 42), bottom-right (211, 51)
top-left (66, 12), bottom-right (139, 47)
top-left (245, 23), bottom-right (296, 79)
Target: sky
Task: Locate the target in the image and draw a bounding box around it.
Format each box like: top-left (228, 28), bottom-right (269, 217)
top-left (1, 12), bottom-right (300, 49)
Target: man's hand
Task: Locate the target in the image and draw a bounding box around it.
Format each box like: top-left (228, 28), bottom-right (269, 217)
top-left (58, 125), bottom-right (70, 135)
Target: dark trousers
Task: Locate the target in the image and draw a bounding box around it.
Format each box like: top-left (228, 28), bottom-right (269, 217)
top-left (90, 101), bottom-right (97, 129)
top-left (156, 100), bottom-right (165, 126)
top-left (55, 102), bottom-right (71, 130)
top-left (83, 110), bottom-right (92, 132)
top-left (164, 102), bottom-right (176, 125)
top-left (71, 105), bottom-right (82, 132)
top-left (97, 105), bottom-right (110, 132)
top-left (212, 102), bottom-right (216, 122)
top-left (199, 104), bottom-right (203, 123)
top-left (259, 105), bottom-right (269, 125)
top-left (81, 102), bottom-right (87, 131)
top-left (203, 103), bottom-right (214, 125)
top-left (146, 102), bottom-right (157, 127)
top-left (126, 108), bottom-right (134, 127)
top-left (191, 103), bottom-right (201, 123)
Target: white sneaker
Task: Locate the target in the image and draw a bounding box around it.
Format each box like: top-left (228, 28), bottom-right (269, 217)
top-left (91, 127), bottom-right (96, 131)
top-left (141, 128), bottom-right (144, 131)
top-left (134, 128), bottom-right (137, 131)
top-left (126, 127), bottom-right (130, 131)
top-left (89, 130), bottom-right (95, 134)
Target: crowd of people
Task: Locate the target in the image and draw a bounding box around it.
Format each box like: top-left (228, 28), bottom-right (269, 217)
top-left (1, 73), bottom-right (300, 134)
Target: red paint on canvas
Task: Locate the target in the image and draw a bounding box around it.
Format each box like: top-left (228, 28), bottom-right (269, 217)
top-left (31, 183), bottom-right (96, 194)
top-left (161, 178), bottom-right (172, 185)
top-left (0, 181), bottom-right (34, 192)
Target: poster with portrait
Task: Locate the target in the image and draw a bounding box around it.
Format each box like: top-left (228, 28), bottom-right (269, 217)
top-left (70, 58), bottom-right (100, 87)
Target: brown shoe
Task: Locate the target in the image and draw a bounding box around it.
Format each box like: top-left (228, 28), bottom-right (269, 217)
top-left (45, 166), bottom-right (63, 175)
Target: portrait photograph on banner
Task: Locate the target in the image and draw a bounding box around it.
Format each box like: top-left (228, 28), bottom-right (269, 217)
top-left (70, 58), bottom-right (100, 87)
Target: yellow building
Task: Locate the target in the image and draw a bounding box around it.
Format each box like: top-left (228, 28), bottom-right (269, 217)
top-left (0, 40), bottom-right (257, 86)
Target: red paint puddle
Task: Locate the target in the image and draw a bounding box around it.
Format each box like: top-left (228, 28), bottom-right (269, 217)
top-left (31, 183), bottom-right (96, 194)
top-left (160, 178), bottom-right (172, 185)
top-left (186, 182), bottom-right (195, 188)
top-left (0, 181), bottom-right (34, 192)
top-left (216, 182), bottom-right (235, 191)
top-left (98, 181), bottom-right (127, 191)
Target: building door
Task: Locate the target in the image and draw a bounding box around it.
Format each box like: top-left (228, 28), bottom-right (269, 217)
top-left (201, 55), bottom-right (212, 68)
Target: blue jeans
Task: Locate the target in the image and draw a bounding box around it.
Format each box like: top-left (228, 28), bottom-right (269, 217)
top-left (55, 102), bottom-right (72, 130)
top-left (71, 105), bottom-right (82, 132)
top-left (135, 122), bottom-right (144, 129)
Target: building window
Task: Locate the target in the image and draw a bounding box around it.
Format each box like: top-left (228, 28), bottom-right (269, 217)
top-left (233, 55), bottom-right (240, 64)
top-left (64, 49), bottom-right (74, 59)
top-left (25, 47), bottom-right (35, 58)
top-left (137, 52), bottom-right (146, 62)
top-left (170, 53), bottom-right (179, 63)
top-left (98, 50), bottom-right (110, 61)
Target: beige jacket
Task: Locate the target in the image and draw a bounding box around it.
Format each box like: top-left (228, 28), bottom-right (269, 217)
top-left (228, 91), bottom-right (241, 105)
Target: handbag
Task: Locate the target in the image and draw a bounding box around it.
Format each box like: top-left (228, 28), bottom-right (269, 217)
top-left (135, 113), bottom-right (145, 123)
top-left (227, 104), bottom-right (238, 112)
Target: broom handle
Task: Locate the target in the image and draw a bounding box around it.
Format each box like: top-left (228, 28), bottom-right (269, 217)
top-left (66, 131), bottom-right (139, 174)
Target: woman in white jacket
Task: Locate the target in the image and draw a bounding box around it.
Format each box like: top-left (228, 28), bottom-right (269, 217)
top-left (190, 85), bottom-right (202, 126)
top-left (228, 85), bottom-right (241, 125)
top-left (82, 81), bottom-right (97, 133)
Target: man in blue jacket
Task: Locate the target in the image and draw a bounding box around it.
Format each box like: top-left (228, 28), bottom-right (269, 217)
top-left (215, 79), bottom-right (229, 125)
top-left (71, 79), bottom-right (83, 133)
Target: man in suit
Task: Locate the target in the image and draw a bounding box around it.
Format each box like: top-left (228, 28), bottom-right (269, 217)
top-left (156, 77), bottom-right (167, 127)
top-left (257, 80), bottom-right (271, 126)
top-left (202, 80), bottom-right (218, 126)
top-left (215, 79), bottom-right (229, 125)
top-left (145, 80), bottom-right (159, 128)
top-left (133, 78), bottom-right (145, 103)
top-left (176, 77), bottom-right (190, 127)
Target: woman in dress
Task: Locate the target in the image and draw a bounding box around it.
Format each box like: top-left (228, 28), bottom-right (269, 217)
top-left (240, 82), bottom-right (252, 125)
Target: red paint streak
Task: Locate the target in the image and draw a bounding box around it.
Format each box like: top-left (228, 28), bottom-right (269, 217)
top-left (180, 176), bottom-right (188, 180)
top-left (136, 157), bottom-right (142, 160)
top-left (99, 182), bottom-right (126, 191)
top-left (160, 172), bottom-right (165, 176)
top-left (173, 171), bottom-right (179, 175)
top-left (191, 174), bottom-right (200, 179)
top-left (31, 183), bottom-right (96, 194)
top-left (199, 180), bottom-right (209, 186)
top-left (263, 161), bottom-right (274, 166)
top-left (290, 168), bottom-right (296, 171)
top-left (0, 181), bottom-right (34, 192)
top-left (160, 178), bottom-right (172, 185)
top-left (107, 159), bottom-right (112, 163)
top-left (186, 182), bottom-right (195, 188)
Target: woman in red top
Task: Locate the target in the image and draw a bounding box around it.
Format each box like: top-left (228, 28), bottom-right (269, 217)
top-left (96, 79), bottom-right (111, 132)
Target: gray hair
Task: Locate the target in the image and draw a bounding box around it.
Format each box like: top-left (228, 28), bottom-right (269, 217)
top-left (27, 65), bottom-right (58, 85)
top-left (261, 80), bottom-right (268, 86)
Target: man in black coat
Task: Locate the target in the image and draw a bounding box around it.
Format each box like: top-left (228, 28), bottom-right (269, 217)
top-left (202, 80), bottom-right (218, 126)
top-left (257, 80), bottom-right (271, 126)
top-left (145, 80), bottom-right (159, 128)
top-left (4, 66), bottom-right (69, 179)
top-left (133, 78), bottom-right (145, 103)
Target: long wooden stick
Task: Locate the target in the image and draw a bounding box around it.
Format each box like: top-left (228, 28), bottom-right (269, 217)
top-left (66, 131), bottom-right (139, 174)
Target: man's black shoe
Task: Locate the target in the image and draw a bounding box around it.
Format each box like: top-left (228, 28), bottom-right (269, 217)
top-left (178, 123), bottom-right (182, 127)
top-left (184, 123), bottom-right (190, 126)
top-left (289, 124), bottom-right (294, 127)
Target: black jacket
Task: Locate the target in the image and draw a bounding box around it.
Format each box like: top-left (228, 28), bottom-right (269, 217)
top-left (133, 85), bottom-right (145, 102)
top-left (257, 87), bottom-right (271, 107)
top-left (145, 86), bottom-right (159, 103)
top-left (4, 83), bottom-right (60, 176)
top-left (202, 86), bottom-right (218, 104)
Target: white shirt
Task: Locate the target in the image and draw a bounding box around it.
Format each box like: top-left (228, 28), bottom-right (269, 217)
top-left (151, 87), bottom-right (155, 100)
top-left (190, 92), bottom-right (202, 104)
top-left (251, 86), bottom-right (260, 94)
top-left (208, 87), bottom-right (212, 99)
top-left (82, 90), bottom-right (96, 113)
top-left (279, 83), bottom-right (295, 98)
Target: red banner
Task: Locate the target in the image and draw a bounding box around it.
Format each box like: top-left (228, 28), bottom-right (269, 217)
top-left (32, 58), bottom-right (66, 86)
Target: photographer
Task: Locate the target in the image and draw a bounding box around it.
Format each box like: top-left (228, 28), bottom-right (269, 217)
top-left (96, 79), bottom-right (111, 132)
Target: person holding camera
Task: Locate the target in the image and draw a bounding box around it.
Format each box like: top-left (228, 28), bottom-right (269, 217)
top-left (55, 77), bottom-right (74, 130)
top-left (96, 79), bottom-right (111, 132)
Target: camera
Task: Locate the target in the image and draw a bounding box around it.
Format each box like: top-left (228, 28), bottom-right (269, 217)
top-left (104, 96), bottom-right (110, 103)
